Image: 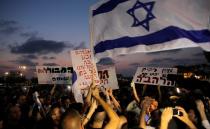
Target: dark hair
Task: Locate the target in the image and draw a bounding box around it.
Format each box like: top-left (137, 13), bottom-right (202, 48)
top-left (68, 103), bottom-right (83, 114)
top-left (61, 96), bottom-right (69, 103)
top-left (47, 104), bottom-right (61, 119)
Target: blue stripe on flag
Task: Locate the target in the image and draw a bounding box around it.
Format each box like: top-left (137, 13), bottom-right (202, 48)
top-left (72, 70), bottom-right (77, 85)
top-left (94, 26), bottom-right (210, 54)
top-left (93, 0), bottom-right (129, 16)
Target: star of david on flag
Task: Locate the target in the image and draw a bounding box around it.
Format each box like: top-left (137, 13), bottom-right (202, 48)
top-left (127, 0), bottom-right (156, 31)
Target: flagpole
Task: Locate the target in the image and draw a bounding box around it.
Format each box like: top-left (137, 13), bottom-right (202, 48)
top-left (89, 7), bottom-right (99, 86)
top-left (89, 9), bottom-right (94, 54)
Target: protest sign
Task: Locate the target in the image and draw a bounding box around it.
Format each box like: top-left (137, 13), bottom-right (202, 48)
top-left (133, 67), bottom-right (177, 86)
top-left (71, 49), bottom-right (100, 89)
top-left (36, 66), bottom-right (73, 84)
top-left (98, 66), bottom-right (119, 89)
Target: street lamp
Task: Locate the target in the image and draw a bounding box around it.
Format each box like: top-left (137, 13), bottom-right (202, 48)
top-left (4, 72), bottom-right (9, 76)
top-left (19, 66), bottom-right (27, 78)
top-left (19, 66), bottom-right (27, 70)
top-left (22, 66), bottom-right (27, 70)
top-left (4, 72), bottom-right (9, 87)
top-left (66, 85), bottom-right (71, 92)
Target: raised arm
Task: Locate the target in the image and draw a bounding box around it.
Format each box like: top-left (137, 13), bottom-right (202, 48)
top-left (131, 82), bottom-right (140, 103)
top-left (196, 100), bottom-right (210, 129)
top-left (84, 83), bottom-right (93, 106)
top-left (92, 87), bottom-right (120, 129)
top-left (50, 84), bottom-right (56, 96)
top-left (82, 99), bottom-right (98, 126)
top-left (138, 98), bottom-right (151, 129)
top-left (105, 88), bottom-right (111, 105)
top-left (108, 88), bottom-right (122, 112)
top-left (174, 106), bottom-right (197, 129)
top-left (160, 107), bottom-right (173, 129)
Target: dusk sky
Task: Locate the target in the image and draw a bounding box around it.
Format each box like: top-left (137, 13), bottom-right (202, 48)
top-left (0, 0), bottom-right (209, 78)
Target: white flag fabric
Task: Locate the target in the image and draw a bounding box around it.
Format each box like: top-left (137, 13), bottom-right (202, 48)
top-left (72, 70), bottom-right (84, 103)
top-left (90, 0), bottom-right (210, 60)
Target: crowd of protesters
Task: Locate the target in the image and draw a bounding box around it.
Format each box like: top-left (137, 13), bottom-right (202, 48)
top-left (0, 81), bottom-right (210, 129)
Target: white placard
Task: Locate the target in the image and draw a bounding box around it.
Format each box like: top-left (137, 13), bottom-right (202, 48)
top-left (36, 66), bottom-right (72, 84)
top-left (98, 66), bottom-right (119, 90)
top-left (71, 49), bottom-right (100, 89)
top-left (133, 67), bottom-right (177, 86)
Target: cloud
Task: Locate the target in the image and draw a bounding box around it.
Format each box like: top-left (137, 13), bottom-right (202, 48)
top-left (1, 26), bottom-right (19, 34)
top-left (146, 49), bottom-right (182, 55)
top-left (203, 52), bottom-right (210, 63)
top-left (148, 58), bottom-right (174, 64)
top-left (43, 63), bottom-right (59, 66)
top-left (22, 54), bottom-right (38, 59)
top-left (0, 20), bottom-right (17, 26)
top-left (20, 31), bottom-right (38, 38)
top-left (118, 54), bottom-right (126, 57)
top-left (173, 58), bottom-right (207, 65)
top-left (10, 58), bottom-right (38, 66)
top-left (129, 63), bottom-right (142, 67)
top-left (74, 42), bottom-right (87, 49)
top-left (42, 56), bottom-right (56, 60)
top-left (0, 19), bottom-right (20, 35)
top-left (0, 65), bottom-right (15, 74)
top-left (118, 67), bottom-right (137, 77)
top-left (49, 56), bottom-right (56, 59)
top-left (9, 54), bottom-right (38, 66)
top-left (10, 38), bottom-right (68, 54)
top-left (10, 37), bottom-right (87, 55)
top-left (0, 65), bottom-right (14, 69)
top-left (97, 57), bottom-right (115, 65)
top-left (193, 52), bottom-right (205, 57)
top-left (148, 57), bottom-right (207, 66)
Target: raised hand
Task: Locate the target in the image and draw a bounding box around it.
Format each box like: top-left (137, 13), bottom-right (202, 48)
top-left (160, 107), bottom-right (173, 129)
top-left (92, 87), bottom-right (100, 98)
top-left (105, 87), bottom-right (109, 94)
top-left (107, 88), bottom-right (113, 96)
top-left (174, 106), bottom-right (190, 123)
top-left (140, 97), bottom-right (150, 110)
top-left (131, 82), bottom-right (140, 103)
top-left (91, 99), bottom-right (98, 111)
top-left (195, 99), bottom-right (209, 124)
top-left (82, 99), bottom-right (98, 126)
top-left (131, 82), bottom-right (135, 88)
top-left (174, 106), bottom-right (197, 129)
top-left (90, 82), bottom-right (96, 89)
top-left (195, 100), bottom-right (205, 113)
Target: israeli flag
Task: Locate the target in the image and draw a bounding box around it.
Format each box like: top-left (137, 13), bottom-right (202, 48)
top-left (72, 70), bottom-right (84, 103)
top-left (90, 0), bottom-right (210, 60)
